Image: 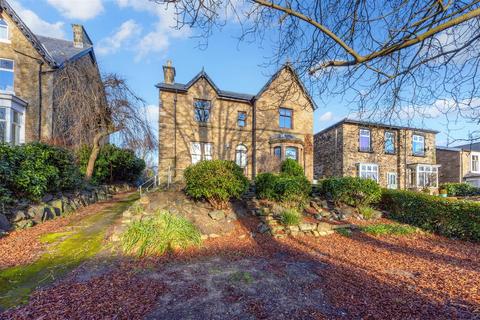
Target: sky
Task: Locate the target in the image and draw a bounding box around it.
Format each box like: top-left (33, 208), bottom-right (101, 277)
top-left (9, 0), bottom-right (480, 148)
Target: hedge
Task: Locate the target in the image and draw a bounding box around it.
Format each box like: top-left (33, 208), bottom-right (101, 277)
top-left (0, 143), bottom-right (82, 203)
top-left (320, 177), bottom-right (382, 207)
top-left (184, 160), bottom-right (249, 209)
top-left (382, 189), bottom-right (480, 242)
top-left (440, 183), bottom-right (480, 197)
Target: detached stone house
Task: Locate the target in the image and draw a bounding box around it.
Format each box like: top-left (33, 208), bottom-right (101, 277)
top-left (314, 119), bottom-right (440, 190)
top-left (437, 143), bottom-right (480, 187)
top-left (156, 61), bottom-right (316, 181)
top-left (0, 0), bottom-right (100, 145)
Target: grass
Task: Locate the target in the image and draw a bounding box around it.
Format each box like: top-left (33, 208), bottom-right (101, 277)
top-left (229, 271), bottom-right (254, 284)
top-left (358, 206), bottom-right (379, 220)
top-left (335, 228), bottom-right (352, 237)
top-left (121, 210), bottom-right (202, 256)
top-left (0, 193), bottom-right (139, 310)
top-left (279, 209), bottom-right (301, 226)
top-left (361, 223), bottom-right (418, 236)
top-left (39, 231), bottom-right (73, 244)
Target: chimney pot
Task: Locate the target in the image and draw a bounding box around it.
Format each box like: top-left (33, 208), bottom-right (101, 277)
top-left (163, 60), bottom-right (176, 84)
top-left (72, 24), bottom-right (93, 49)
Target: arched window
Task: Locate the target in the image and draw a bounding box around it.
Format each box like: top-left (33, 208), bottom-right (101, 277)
top-left (0, 19), bottom-right (9, 41)
top-left (235, 144), bottom-right (247, 168)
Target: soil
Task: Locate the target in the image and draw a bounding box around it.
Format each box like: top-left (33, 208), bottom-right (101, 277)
top-left (1, 190), bottom-right (479, 319)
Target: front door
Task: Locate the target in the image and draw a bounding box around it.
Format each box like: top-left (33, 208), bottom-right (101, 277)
top-left (387, 172), bottom-right (397, 189)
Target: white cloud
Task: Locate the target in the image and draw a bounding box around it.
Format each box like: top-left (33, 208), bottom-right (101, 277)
top-left (46, 0), bottom-right (104, 20)
top-left (96, 20), bottom-right (142, 56)
top-left (116, 0), bottom-right (190, 61)
top-left (9, 0), bottom-right (65, 38)
top-left (319, 111), bottom-right (333, 122)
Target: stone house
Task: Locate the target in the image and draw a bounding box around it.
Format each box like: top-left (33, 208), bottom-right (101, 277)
top-left (314, 119), bottom-right (440, 190)
top-left (0, 0), bottom-right (101, 145)
top-left (437, 143), bottom-right (480, 187)
top-left (156, 61), bottom-right (316, 181)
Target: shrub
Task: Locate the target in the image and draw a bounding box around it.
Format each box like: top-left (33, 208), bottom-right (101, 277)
top-left (184, 160), bottom-right (249, 209)
top-left (255, 173), bottom-right (311, 206)
top-left (321, 177), bottom-right (382, 207)
top-left (360, 223), bottom-right (418, 236)
top-left (121, 210), bottom-right (201, 256)
top-left (0, 143), bottom-right (82, 202)
top-left (279, 209), bottom-right (301, 226)
top-left (382, 189), bottom-right (480, 241)
top-left (78, 144), bottom-right (145, 185)
top-left (280, 159), bottom-right (304, 177)
top-left (440, 183), bottom-right (480, 197)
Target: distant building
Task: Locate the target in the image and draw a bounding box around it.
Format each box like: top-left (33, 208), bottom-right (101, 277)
top-left (0, 0), bottom-right (101, 145)
top-left (156, 61), bottom-right (316, 180)
top-left (314, 119), bottom-right (440, 190)
top-left (437, 142), bottom-right (480, 187)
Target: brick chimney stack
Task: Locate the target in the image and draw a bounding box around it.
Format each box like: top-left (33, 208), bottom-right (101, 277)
top-left (72, 24), bottom-right (93, 49)
top-left (163, 60), bottom-right (176, 84)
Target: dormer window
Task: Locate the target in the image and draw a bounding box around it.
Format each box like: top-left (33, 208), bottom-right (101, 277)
top-left (0, 19), bottom-right (8, 41)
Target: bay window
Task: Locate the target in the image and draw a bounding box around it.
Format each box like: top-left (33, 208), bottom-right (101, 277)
top-left (0, 102), bottom-right (25, 145)
top-left (285, 146), bottom-right (298, 161)
top-left (471, 154), bottom-right (479, 172)
top-left (0, 107), bottom-right (5, 142)
top-left (407, 164), bottom-right (439, 188)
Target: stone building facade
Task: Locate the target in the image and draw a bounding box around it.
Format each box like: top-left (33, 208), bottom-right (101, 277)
top-left (0, 0), bottom-right (100, 145)
top-left (437, 143), bottom-right (480, 187)
top-left (157, 61), bottom-right (316, 181)
top-left (314, 119), bottom-right (439, 190)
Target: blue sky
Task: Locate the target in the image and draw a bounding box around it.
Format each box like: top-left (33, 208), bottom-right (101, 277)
top-left (9, 0), bottom-right (479, 147)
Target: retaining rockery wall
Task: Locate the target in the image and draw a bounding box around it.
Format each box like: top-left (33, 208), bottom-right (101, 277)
top-left (0, 184), bottom-right (133, 235)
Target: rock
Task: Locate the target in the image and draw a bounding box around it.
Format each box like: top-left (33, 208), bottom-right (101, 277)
top-left (42, 207), bottom-right (55, 222)
top-left (200, 234), bottom-right (209, 240)
top-left (258, 223), bottom-right (270, 234)
top-left (312, 230), bottom-right (320, 237)
top-left (11, 210), bottom-right (26, 222)
top-left (271, 203), bottom-right (285, 215)
top-left (0, 213), bottom-right (11, 231)
top-left (336, 205), bottom-right (357, 218)
top-left (317, 222), bottom-right (333, 233)
top-left (208, 210), bottom-right (225, 221)
top-left (14, 220), bottom-right (34, 229)
top-left (42, 194), bottom-right (54, 202)
top-left (208, 233), bottom-right (220, 238)
top-left (0, 229), bottom-right (8, 237)
top-left (288, 225), bottom-right (300, 232)
top-left (238, 234), bottom-right (246, 239)
top-left (310, 201), bottom-right (322, 212)
top-left (49, 199), bottom-right (63, 211)
top-left (123, 210), bottom-right (133, 218)
top-left (299, 223), bottom-right (315, 231)
top-left (320, 200), bottom-right (329, 210)
top-left (314, 214), bottom-right (323, 220)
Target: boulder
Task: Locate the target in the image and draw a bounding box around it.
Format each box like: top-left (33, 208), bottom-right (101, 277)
top-left (42, 194), bottom-right (54, 202)
top-left (42, 207), bottom-right (55, 222)
top-left (11, 210), bottom-right (26, 222)
top-left (299, 223), bottom-right (315, 231)
top-left (208, 210), bottom-right (225, 221)
top-left (14, 220), bottom-right (34, 230)
top-left (258, 223), bottom-right (270, 234)
top-left (317, 222), bottom-right (333, 233)
top-left (0, 213), bottom-right (11, 231)
top-left (49, 199), bottom-right (64, 213)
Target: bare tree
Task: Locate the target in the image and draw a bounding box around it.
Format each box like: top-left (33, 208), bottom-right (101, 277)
top-left (53, 58), bottom-right (155, 180)
top-left (153, 0), bottom-right (480, 132)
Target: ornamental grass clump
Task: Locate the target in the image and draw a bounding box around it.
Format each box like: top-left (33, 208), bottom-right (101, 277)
top-left (361, 223), bottom-right (418, 236)
top-left (280, 209), bottom-right (301, 226)
top-left (121, 210), bottom-right (201, 256)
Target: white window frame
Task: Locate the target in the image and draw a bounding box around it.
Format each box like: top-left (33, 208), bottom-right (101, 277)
top-left (0, 19), bottom-right (10, 43)
top-left (285, 146), bottom-right (299, 161)
top-left (416, 165), bottom-right (439, 188)
top-left (190, 142), bottom-right (212, 164)
top-left (235, 144), bottom-right (247, 168)
top-left (412, 134), bottom-right (425, 156)
top-left (387, 172), bottom-right (398, 189)
top-left (0, 102), bottom-right (25, 145)
top-left (0, 58), bottom-right (14, 93)
top-left (384, 131), bottom-right (395, 154)
top-left (358, 163), bottom-right (379, 182)
top-left (359, 129), bottom-right (371, 152)
top-left (471, 153), bottom-right (480, 173)
top-left (0, 106), bottom-right (6, 143)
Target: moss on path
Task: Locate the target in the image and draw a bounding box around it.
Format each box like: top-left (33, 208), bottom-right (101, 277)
top-left (0, 193), bottom-right (139, 310)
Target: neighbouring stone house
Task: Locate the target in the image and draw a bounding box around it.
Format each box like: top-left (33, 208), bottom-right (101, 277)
top-left (437, 143), bottom-right (480, 187)
top-left (314, 119), bottom-right (440, 190)
top-left (0, 0), bottom-right (101, 145)
top-left (156, 61), bottom-right (316, 181)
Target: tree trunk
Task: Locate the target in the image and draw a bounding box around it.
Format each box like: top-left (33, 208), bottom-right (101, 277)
top-left (85, 132), bottom-right (109, 181)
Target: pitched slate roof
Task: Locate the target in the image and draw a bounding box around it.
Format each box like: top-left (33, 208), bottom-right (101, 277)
top-left (36, 35), bottom-right (94, 67)
top-left (156, 64), bottom-right (317, 109)
top-left (0, 0), bottom-right (95, 68)
top-left (454, 142), bottom-right (480, 152)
